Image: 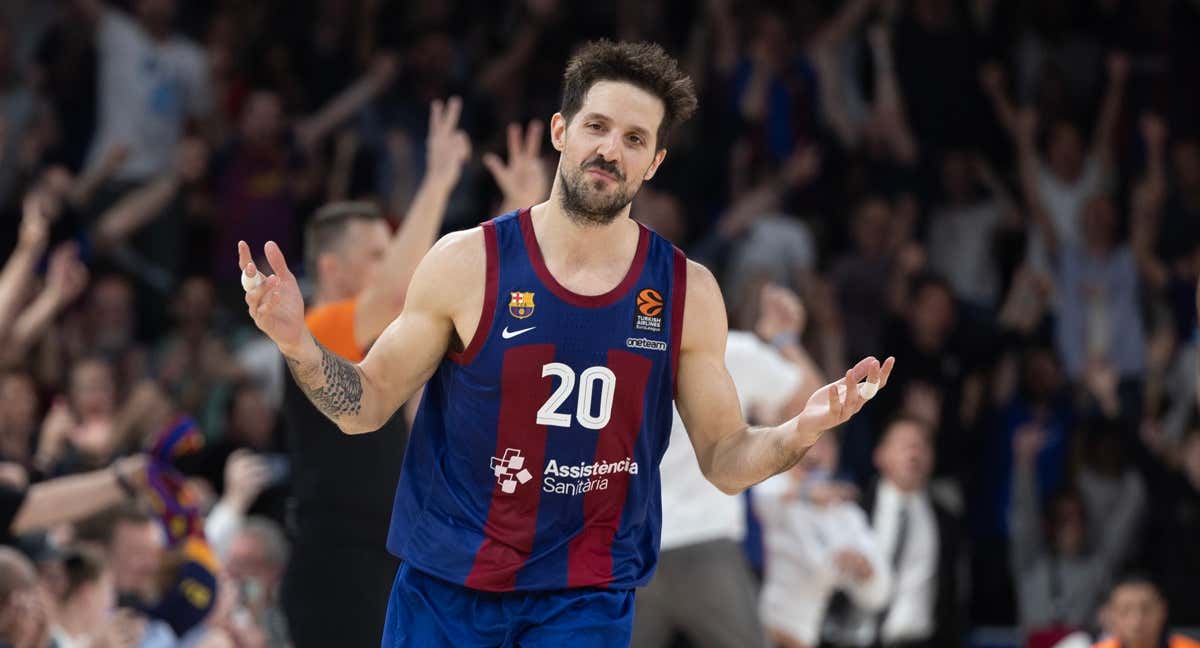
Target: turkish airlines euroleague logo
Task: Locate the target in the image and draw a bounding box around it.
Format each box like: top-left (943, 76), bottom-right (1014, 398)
top-left (633, 288), bottom-right (664, 333)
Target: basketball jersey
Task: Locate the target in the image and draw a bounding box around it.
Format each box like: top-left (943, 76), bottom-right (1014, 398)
top-left (386, 208), bottom-right (687, 591)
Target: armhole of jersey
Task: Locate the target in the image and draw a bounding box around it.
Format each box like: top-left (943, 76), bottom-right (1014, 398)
top-left (449, 221), bottom-right (498, 366)
top-left (669, 247), bottom-right (687, 398)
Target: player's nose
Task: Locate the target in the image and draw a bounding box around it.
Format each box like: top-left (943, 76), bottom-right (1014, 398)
top-left (595, 133), bottom-right (622, 162)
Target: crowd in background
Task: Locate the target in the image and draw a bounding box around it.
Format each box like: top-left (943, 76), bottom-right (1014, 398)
top-left (0, 0), bottom-right (1199, 646)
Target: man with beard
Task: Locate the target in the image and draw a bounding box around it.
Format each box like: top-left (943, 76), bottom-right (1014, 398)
top-left (237, 40), bottom-right (895, 647)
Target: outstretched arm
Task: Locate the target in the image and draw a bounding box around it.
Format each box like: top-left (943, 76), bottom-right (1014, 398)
top-left (353, 97), bottom-right (471, 346)
top-left (294, 54), bottom-right (398, 153)
top-left (675, 261), bottom-right (893, 494)
top-left (239, 229), bottom-right (476, 434)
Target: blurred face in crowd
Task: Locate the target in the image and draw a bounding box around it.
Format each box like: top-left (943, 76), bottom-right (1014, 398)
top-left (69, 359), bottom-right (116, 421)
top-left (173, 277), bottom-right (216, 336)
top-left (940, 150), bottom-right (973, 205)
top-left (1106, 582), bottom-right (1167, 648)
top-left (874, 420), bottom-right (934, 492)
top-left (110, 520), bottom-right (163, 601)
top-left (552, 81), bottom-right (667, 225)
top-left (752, 11), bottom-right (790, 69)
top-left (1050, 492), bottom-right (1085, 556)
top-left (909, 282), bottom-right (955, 350)
top-left (1047, 121), bottom-right (1085, 183)
top-left (1024, 347), bottom-right (1064, 401)
top-left (852, 198), bottom-right (890, 257)
top-left (225, 532), bottom-right (283, 610)
top-left (240, 91), bottom-right (285, 146)
top-left (320, 218), bottom-right (390, 299)
top-left (88, 276), bottom-right (135, 353)
top-left (1081, 194), bottom-right (1116, 251)
top-left (1173, 139), bottom-right (1200, 193)
top-left (136, 0), bottom-right (176, 37)
top-left (229, 386), bottom-right (276, 449)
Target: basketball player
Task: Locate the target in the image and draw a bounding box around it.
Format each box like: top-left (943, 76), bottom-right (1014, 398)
top-left (238, 41), bottom-right (893, 647)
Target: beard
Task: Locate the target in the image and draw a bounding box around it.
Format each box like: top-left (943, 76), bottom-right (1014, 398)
top-left (558, 156), bottom-right (640, 226)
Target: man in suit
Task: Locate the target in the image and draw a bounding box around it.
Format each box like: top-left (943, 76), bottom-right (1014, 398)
top-left (825, 416), bottom-right (963, 648)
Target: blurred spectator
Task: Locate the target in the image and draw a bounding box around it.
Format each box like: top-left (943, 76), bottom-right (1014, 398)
top-left (76, 502), bottom-right (162, 609)
top-left (927, 151), bottom-right (1018, 311)
top-left (755, 430), bottom-right (890, 648)
top-left (1009, 422), bottom-right (1138, 644)
top-left (825, 417), bottom-right (964, 648)
top-left (208, 53), bottom-right (398, 291)
top-left (79, 0), bottom-right (210, 185)
top-left (1091, 575), bottom-right (1200, 648)
top-left (223, 517), bottom-right (289, 647)
top-left (0, 20), bottom-right (35, 212)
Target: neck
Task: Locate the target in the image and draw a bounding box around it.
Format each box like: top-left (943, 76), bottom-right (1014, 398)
top-left (534, 188), bottom-right (640, 269)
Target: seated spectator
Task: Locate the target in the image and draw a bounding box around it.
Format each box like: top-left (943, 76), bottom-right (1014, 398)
top-left (755, 429), bottom-right (890, 648)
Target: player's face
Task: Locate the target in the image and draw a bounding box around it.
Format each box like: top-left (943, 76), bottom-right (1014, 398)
top-left (551, 81), bottom-right (668, 225)
top-left (1108, 583), bottom-right (1166, 646)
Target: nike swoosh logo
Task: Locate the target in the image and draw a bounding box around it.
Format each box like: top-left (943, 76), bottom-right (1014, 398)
top-left (501, 326), bottom-right (536, 339)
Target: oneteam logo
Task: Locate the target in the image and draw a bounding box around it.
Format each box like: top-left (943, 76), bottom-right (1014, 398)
top-left (625, 337), bottom-right (666, 352)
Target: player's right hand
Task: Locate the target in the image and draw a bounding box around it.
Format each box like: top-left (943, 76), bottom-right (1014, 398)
top-left (238, 240), bottom-right (309, 358)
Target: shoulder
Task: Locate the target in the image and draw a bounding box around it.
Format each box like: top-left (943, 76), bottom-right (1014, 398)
top-left (1171, 635), bottom-right (1200, 648)
top-left (405, 227), bottom-right (488, 308)
top-left (683, 259), bottom-right (723, 315)
top-left (681, 260), bottom-right (728, 352)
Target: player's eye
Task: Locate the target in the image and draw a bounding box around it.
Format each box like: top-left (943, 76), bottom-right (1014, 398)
top-left (587, 123), bottom-right (603, 131)
top-left (627, 134), bottom-right (644, 146)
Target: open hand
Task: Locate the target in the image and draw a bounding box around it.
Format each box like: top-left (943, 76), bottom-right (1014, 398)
top-left (238, 241), bottom-right (309, 357)
top-left (796, 356), bottom-right (895, 441)
top-left (484, 120), bottom-right (549, 211)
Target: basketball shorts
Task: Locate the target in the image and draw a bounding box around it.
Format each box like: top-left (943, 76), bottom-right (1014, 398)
top-left (381, 562), bottom-right (635, 647)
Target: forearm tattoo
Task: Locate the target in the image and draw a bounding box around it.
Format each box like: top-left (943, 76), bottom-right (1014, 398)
top-left (286, 342), bottom-right (363, 420)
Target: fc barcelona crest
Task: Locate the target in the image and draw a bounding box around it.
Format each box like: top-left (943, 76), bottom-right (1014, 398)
top-left (509, 291), bottom-right (535, 319)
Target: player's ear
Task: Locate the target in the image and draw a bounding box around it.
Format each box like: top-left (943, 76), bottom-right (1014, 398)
top-left (550, 113), bottom-right (567, 152)
top-left (643, 148), bottom-right (667, 182)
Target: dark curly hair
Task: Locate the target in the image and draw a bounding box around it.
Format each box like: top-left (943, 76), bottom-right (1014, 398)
top-left (560, 40), bottom-right (698, 150)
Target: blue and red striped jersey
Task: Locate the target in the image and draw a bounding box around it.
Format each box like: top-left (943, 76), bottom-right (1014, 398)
top-left (386, 208), bottom-right (687, 591)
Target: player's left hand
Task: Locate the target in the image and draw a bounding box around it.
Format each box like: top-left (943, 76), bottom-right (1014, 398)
top-left (795, 356), bottom-right (894, 441)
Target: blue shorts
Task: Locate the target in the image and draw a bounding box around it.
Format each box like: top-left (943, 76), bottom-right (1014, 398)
top-left (381, 563), bottom-right (635, 648)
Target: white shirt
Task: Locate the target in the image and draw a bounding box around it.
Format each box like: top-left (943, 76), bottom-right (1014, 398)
top-left (928, 200), bottom-right (1003, 307)
top-left (1026, 155), bottom-right (1109, 271)
top-left (874, 481), bottom-right (939, 644)
top-left (755, 473), bottom-right (892, 646)
top-left (658, 331), bottom-right (801, 550)
top-left (86, 8), bottom-right (210, 182)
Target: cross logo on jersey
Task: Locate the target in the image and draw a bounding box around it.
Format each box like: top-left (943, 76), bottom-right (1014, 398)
top-left (509, 292), bottom-right (535, 319)
top-left (491, 448), bottom-right (533, 494)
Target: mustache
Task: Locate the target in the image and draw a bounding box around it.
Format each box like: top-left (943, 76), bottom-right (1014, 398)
top-left (582, 157), bottom-right (624, 181)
